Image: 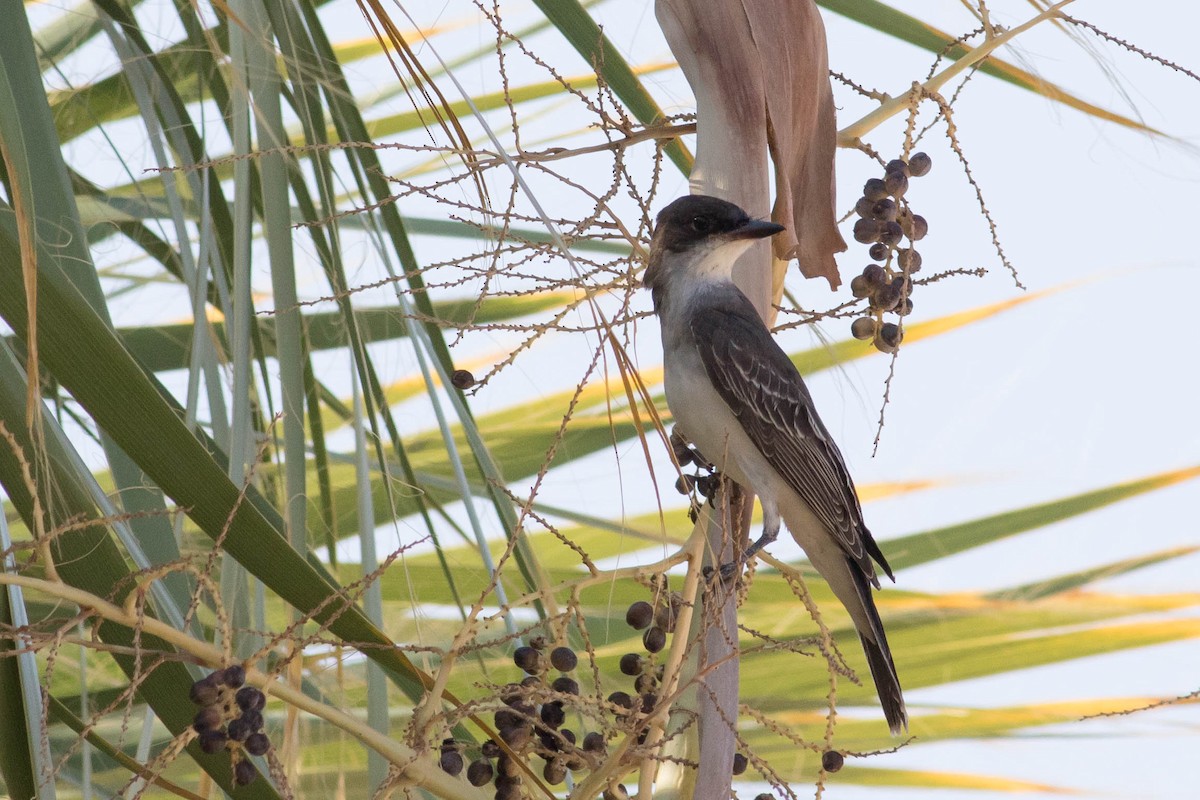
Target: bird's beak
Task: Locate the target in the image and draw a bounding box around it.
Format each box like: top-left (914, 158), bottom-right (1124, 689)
top-left (728, 218), bottom-right (786, 241)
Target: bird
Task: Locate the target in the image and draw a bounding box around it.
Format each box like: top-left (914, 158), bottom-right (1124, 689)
top-left (643, 194), bottom-right (907, 734)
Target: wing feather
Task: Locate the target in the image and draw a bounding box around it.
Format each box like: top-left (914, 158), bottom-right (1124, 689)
top-left (689, 293), bottom-right (892, 583)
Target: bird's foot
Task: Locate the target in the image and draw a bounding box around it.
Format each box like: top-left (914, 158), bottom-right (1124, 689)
top-left (742, 523), bottom-right (779, 562)
top-left (699, 490), bottom-right (779, 584)
top-left (704, 518), bottom-right (781, 581)
top-left (702, 537), bottom-right (776, 586)
top-left (702, 560), bottom-right (742, 585)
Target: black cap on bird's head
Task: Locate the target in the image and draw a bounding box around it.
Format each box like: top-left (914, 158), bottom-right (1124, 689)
top-left (654, 195), bottom-right (784, 251)
top-left (643, 195), bottom-right (785, 292)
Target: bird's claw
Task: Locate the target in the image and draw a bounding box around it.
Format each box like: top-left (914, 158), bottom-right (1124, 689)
top-left (743, 515), bottom-right (780, 563)
top-left (702, 522), bottom-right (779, 585)
top-left (702, 560), bottom-right (743, 585)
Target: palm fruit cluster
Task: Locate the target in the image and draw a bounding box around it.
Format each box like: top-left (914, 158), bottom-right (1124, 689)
top-left (669, 428), bottom-right (719, 522)
top-left (849, 152), bottom-right (933, 353)
top-left (442, 588), bottom-right (755, 798)
top-left (622, 597), bottom-right (753, 782)
top-left (189, 665), bottom-right (270, 786)
top-left (439, 635), bottom-right (616, 800)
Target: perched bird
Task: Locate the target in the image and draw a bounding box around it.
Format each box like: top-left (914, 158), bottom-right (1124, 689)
top-left (643, 194), bottom-right (907, 733)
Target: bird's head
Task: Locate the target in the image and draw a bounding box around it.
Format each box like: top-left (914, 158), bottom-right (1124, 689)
top-left (642, 195), bottom-right (784, 304)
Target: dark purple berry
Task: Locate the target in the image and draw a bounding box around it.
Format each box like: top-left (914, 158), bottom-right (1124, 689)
top-left (541, 701), bottom-right (566, 728)
top-left (852, 218), bottom-right (883, 244)
top-left (862, 178), bottom-right (888, 201)
top-left (440, 750), bottom-right (465, 776)
top-left (733, 752), bottom-right (748, 775)
top-left (198, 731), bottom-right (227, 754)
top-left (514, 645), bottom-right (543, 674)
top-left (583, 731), bottom-right (606, 754)
top-left (245, 732), bottom-right (270, 756)
top-left (871, 284), bottom-right (902, 312)
top-left (885, 158), bottom-right (910, 176)
top-left (674, 474), bottom-right (695, 495)
top-left (607, 691), bottom-right (634, 711)
top-left (481, 740), bottom-right (502, 759)
top-left (822, 750), bottom-right (845, 772)
top-left (450, 369), bottom-right (475, 390)
top-left (884, 170), bottom-right (908, 198)
top-left (500, 683), bottom-right (524, 706)
top-left (235, 686), bottom-right (265, 712)
top-left (642, 626), bottom-right (666, 654)
top-left (655, 603), bottom-right (678, 633)
top-left (854, 196), bottom-right (875, 219)
top-left (908, 152), bottom-right (932, 177)
top-left (898, 210), bottom-right (928, 241)
top-left (625, 602), bottom-right (653, 630)
top-left (499, 724), bottom-right (530, 748)
top-left (619, 653), bottom-right (644, 676)
top-left (538, 726), bottom-right (561, 752)
top-left (467, 758), bottom-right (494, 786)
top-left (544, 759), bottom-right (567, 784)
top-left (226, 717), bottom-right (252, 742)
top-left (897, 248), bottom-right (921, 272)
top-left (498, 753), bottom-right (522, 778)
top-left (551, 676), bottom-right (579, 696)
top-left (509, 700), bottom-right (536, 719)
top-left (219, 665), bottom-right (246, 689)
top-left (192, 706), bottom-right (222, 734)
top-left (550, 647), bottom-right (577, 672)
top-left (868, 242), bottom-right (889, 261)
top-left (634, 672), bottom-right (657, 694)
top-left (862, 264), bottom-right (887, 286)
top-left (879, 220), bottom-right (904, 247)
top-left (850, 275), bottom-right (871, 298)
top-left (494, 708), bottom-right (526, 730)
top-left (189, 675), bottom-right (220, 706)
top-left (233, 759), bottom-right (258, 786)
top-left (875, 323), bottom-right (904, 353)
top-left (670, 429), bottom-right (694, 465)
top-left (909, 214), bottom-right (929, 241)
top-left (871, 198), bottom-right (898, 222)
top-left (851, 317), bottom-right (877, 341)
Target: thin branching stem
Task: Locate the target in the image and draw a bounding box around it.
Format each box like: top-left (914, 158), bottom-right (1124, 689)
top-left (0, 573), bottom-right (488, 800)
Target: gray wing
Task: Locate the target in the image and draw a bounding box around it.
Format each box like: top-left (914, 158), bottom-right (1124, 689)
top-left (689, 293), bottom-right (892, 584)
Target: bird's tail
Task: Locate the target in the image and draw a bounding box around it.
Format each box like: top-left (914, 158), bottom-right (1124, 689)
top-left (848, 559), bottom-right (908, 734)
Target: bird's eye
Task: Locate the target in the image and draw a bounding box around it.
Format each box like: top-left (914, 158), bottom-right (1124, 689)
top-left (690, 216), bottom-right (711, 234)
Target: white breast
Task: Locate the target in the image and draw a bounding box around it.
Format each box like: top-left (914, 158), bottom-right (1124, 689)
top-left (662, 339), bottom-right (774, 494)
